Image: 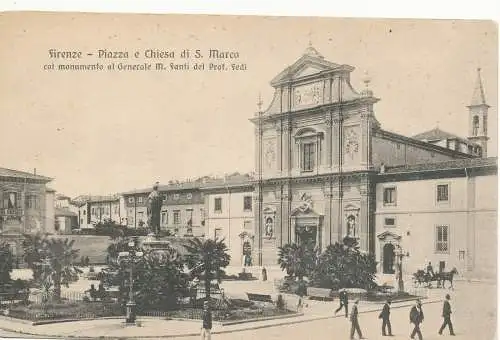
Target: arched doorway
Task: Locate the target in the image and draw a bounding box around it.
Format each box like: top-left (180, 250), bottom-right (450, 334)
top-left (383, 243), bottom-right (395, 274)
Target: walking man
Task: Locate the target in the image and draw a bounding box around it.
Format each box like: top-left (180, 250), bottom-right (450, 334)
top-left (350, 299), bottom-right (365, 340)
top-left (410, 299), bottom-right (424, 340)
top-left (438, 294), bottom-right (455, 336)
top-left (379, 298), bottom-right (393, 336)
top-left (335, 288), bottom-right (349, 318)
top-left (201, 301), bottom-right (212, 340)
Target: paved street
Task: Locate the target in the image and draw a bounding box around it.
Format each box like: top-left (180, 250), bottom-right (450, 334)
top-left (0, 281), bottom-right (495, 339)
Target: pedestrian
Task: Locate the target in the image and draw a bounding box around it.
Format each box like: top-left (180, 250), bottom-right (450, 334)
top-left (438, 294), bottom-right (455, 336)
top-left (261, 267), bottom-right (267, 281)
top-left (379, 298), bottom-right (393, 336)
top-left (409, 299), bottom-right (424, 340)
top-left (201, 301), bottom-right (212, 340)
top-left (350, 299), bottom-right (365, 340)
top-left (335, 288), bottom-right (349, 318)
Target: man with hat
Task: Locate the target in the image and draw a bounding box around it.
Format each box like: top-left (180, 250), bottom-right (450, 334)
top-left (438, 294), bottom-right (455, 336)
top-left (335, 288), bottom-right (349, 318)
top-left (379, 298), bottom-right (393, 336)
top-left (350, 299), bottom-right (365, 340)
top-left (409, 299), bottom-right (424, 340)
top-left (201, 300), bottom-right (212, 340)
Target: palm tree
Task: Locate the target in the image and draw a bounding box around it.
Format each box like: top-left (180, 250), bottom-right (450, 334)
top-left (183, 238), bottom-right (230, 300)
top-left (22, 232), bottom-right (46, 281)
top-left (40, 238), bottom-right (82, 301)
top-left (277, 242), bottom-right (316, 280)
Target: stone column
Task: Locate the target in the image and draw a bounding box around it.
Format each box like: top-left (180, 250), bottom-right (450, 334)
top-left (331, 182), bottom-right (342, 243)
top-left (283, 121), bottom-right (292, 173)
top-left (360, 106), bottom-right (374, 169)
top-left (322, 183), bottom-right (333, 249)
top-left (332, 117), bottom-right (343, 172)
top-left (359, 178), bottom-right (370, 252)
top-left (324, 112), bottom-right (333, 169)
top-left (276, 122), bottom-right (283, 174)
top-left (282, 183), bottom-right (292, 244)
top-left (253, 186), bottom-right (263, 266)
top-left (275, 186), bottom-right (283, 247)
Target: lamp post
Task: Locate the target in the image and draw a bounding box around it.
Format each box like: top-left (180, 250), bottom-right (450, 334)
top-left (394, 244), bottom-right (408, 293)
top-left (118, 239), bottom-right (143, 325)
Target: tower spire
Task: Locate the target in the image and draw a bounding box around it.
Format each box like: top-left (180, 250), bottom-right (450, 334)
top-left (470, 67), bottom-right (489, 107)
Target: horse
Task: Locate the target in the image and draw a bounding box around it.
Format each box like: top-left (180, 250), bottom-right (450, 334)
top-left (412, 270), bottom-right (442, 288)
top-left (436, 267), bottom-right (459, 290)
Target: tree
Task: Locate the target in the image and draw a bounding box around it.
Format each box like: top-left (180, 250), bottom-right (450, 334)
top-left (40, 238), bottom-right (82, 301)
top-left (102, 236), bottom-right (187, 310)
top-left (183, 238), bottom-right (231, 299)
top-left (311, 237), bottom-right (377, 290)
top-left (0, 242), bottom-right (13, 285)
top-left (277, 242), bottom-right (316, 280)
top-left (22, 232), bottom-right (46, 281)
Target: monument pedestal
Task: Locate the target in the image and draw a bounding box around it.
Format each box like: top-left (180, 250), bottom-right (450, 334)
top-left (140, 233), bottom-right (171, 252)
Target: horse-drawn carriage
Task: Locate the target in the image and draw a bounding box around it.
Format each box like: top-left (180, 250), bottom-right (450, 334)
top-left (412, 268), bottom-right (458, 289)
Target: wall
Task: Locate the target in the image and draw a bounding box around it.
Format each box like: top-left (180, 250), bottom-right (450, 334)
top-left (375, 173), bottom-right (497, 280)
top-left (45, 190), bottom-right (55, 234)
top-left (205, 189), bottom-right (254, 266)
top-left (372, 135), bottom-right (459, 167)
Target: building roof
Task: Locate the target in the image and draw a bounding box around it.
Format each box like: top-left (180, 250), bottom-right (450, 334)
top-left (71, 195), bottom-right (119, 206)
top-left (0, 167), bottom-right (52, 182)
top-left (55, 207), bottom-right (77, 217)
top-left (383, 157), bottom-right (497, 174)
top-left (46, 187), bottom-right (57, 193)
top-left (412, 127), bottom-right (465, 142)
top-left (470, 67), bottom-right (489, 107)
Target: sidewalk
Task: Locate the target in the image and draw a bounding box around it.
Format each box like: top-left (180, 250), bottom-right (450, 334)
top-left (0, 294), bottom-right (442, 339)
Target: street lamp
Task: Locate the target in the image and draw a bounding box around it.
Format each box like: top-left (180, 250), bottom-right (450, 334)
top-left (394, 244), bottom-right (409, 293)
top-left (118, 240), bottom-right (143, 324)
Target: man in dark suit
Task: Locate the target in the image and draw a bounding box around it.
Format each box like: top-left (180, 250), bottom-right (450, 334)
top-left (379, 299), bottom-right (393, 336)
top-left (410, 300), bottom-right (424, 340)
top-left (335, 288), bottom-right (349, 318)
top-left (350, 299), bottom-right (365, 340)
top-left (438, 294), bottom-right (455, 336)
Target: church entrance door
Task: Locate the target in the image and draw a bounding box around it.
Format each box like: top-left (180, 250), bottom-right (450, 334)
top-left (383, 243), bottom-right (395, 274)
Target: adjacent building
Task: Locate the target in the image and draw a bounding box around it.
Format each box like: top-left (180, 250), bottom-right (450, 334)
top-left (202, 173), bottom-right (255, 265)
top-left (0, 167), bottom-right (54, 264)
top-left (74, 195), bottom-right (125, 229)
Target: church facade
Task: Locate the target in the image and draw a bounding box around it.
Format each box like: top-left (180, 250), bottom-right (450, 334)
top-left (250, 45), bottom-right (484, 266)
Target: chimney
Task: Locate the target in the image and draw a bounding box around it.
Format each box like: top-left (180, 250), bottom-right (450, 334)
top-left (34, 168), bottom-right (37, 176)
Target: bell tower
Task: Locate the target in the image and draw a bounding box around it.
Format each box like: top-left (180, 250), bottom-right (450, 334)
top-left (467, 67), bottom-right (490, 157)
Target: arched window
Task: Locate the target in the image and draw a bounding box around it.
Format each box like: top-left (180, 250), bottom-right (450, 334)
top-left (472, 116), bottom-right (479, 136)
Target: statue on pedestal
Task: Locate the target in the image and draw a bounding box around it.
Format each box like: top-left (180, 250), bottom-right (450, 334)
top-left (147, 182), bottom-right (163, 237)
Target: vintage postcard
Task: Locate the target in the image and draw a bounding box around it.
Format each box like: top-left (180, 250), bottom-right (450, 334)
top-left (0, 12), bottom-right (497, 340)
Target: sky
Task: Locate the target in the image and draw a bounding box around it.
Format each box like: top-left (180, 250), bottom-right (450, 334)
top-left (0, 14), bottom-right (497, 197)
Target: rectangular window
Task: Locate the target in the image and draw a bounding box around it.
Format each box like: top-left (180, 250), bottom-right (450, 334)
top-left (186, 209), bottom-right (193, 225)
top-left (214, 228), bottom-right (222, 239)
top-left (161, 211), bottom-right (167, 225)
top-left (383, 187), bottom-right (397, 205)
top-left (243, 196), bottom-right (252, 211)
top-left (214, 198), bottom-right (222, 212)
top-left (384, 217), bottom-right (396, 227)
top-left (436, 184), bottom-right (449, 203)
top-left (25, 195), bottom-right (39, 209)
top-left (302, 143), bottom-right (315, 171)
top-left (4, 192), bottom-right (18, 209)
top-left (173, 210), bottom-right (180, 224)
top-left (138, 197), bottom-right (143, 204)
top-left (435, 225), bottom-right (449, 253)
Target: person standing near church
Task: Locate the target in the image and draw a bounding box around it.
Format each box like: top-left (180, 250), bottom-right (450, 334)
top-left (410, 300), bottom-right (424, 340)
top-left (438, 294), bottom-right (455, 336)
top-left (335, 288), bottom-right (349, 318)
top-left (350, 299), bottom-right (365, 340)
top-left (379, 298), bottom-right (393, 336)
top-left (201, 301), bottom-right (212, 340)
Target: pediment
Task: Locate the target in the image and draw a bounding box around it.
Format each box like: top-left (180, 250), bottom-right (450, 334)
top-left (293, 65), bottom-right (324, 79)
top-left (270, 55), bottom-right (346, 87)
top-left (377, 231), bottom-right (402, 241)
